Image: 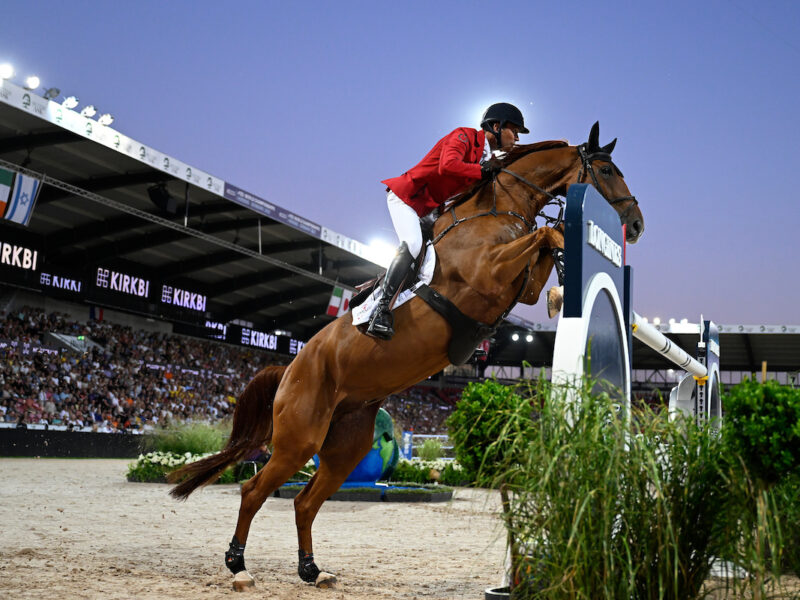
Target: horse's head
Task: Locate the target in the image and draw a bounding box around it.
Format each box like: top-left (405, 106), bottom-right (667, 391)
top-left (579, 122), bottom-right (644, 243)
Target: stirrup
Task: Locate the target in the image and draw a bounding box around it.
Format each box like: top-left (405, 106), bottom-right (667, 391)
top-left (366, 308), bottom-right (394, 340)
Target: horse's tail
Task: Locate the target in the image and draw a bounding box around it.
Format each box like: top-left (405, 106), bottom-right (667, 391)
top-left (168, 364), bottom-right (287, 500)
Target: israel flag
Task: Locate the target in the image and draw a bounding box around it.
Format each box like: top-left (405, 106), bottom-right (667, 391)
top-left (3, 172), bottom-right (42, 226)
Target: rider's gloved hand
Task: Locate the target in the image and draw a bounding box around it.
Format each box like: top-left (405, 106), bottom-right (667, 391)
top-left (481, 156), bottom-right (503, 180)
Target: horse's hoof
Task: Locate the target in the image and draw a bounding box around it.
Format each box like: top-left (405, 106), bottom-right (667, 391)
top-left (232, 570), bottom-right (255, 592)
top-left (315, 571), bottom-right (337, 588)
top-left (547, 285), bottom-right (563, 319)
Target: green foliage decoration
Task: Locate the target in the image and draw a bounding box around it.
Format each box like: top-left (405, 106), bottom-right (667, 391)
top-left (445, 378), bottom-right (535, 483)
top-left (722, 379), bottom-right (800, 486)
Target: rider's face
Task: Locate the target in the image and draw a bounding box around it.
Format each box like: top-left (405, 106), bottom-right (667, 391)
top-left (492, 123), bottom-right (520, 150)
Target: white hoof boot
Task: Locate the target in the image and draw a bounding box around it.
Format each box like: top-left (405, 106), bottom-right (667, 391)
top-left (547, 285), bottom-right (564, 319)
top-left (232, 570), bottom-right (255, 592)
top-left (315, 571), bottom-right (337, 588)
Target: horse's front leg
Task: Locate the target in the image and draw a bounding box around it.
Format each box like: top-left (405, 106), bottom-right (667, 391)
top-left (484, 227), bottom-right (564, 297)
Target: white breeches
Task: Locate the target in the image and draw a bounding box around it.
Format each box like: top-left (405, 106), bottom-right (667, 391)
top-left (387, 191), bottom-right (423, 258)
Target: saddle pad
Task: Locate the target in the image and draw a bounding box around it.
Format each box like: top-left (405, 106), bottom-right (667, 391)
top-left (351, 241), bottom-right (437, 326)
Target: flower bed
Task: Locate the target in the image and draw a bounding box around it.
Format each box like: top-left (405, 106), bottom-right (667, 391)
top-left (126, 451), bottom-right (237, 484)
top-left (387, 458), bottom-right (466, 485)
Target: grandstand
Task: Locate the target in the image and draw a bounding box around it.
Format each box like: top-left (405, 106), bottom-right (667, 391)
top-left (1, 77), bottom-right (799, 441)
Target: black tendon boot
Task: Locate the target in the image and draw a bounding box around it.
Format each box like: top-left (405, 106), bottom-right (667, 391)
top-left (298, 549), bottom-right (337, 588)
top-left (547, 247), bottom-right (565, 319)
top-left (298, 549), bottom-right (321, 583)
top-left (366, 243), bottom-right (415, 340)
top-left (225, 535), bottom-right (246, 574)
top-left (551, 247), bottom-right (565, 286)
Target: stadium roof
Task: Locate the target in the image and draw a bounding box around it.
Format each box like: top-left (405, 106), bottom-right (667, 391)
top-left (0, 79), bottom-right (382, 339)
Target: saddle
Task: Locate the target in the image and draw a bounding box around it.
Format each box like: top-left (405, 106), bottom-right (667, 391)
top-left (349, 209), bottom-right (496, 366)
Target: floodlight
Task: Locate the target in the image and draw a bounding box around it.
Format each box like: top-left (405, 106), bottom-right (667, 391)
top-left (24, 75), bottom-right (40, 90)
top-left (98, 113), bottom-right (114, 126)
top-left (653, 317), bottom-right (661, 326)
top-left (62, 96), bottom-right (79, 109)
top-left (43, 87), bottom-right (60, 100)
top-left (80, 105), bottom-right (97, 118)
top-left (525, 333), bottom-right (533, 342)
top-left (511, 333), bottom-right (519, 341)
top-left (0, 63), bottom-right (14, 79)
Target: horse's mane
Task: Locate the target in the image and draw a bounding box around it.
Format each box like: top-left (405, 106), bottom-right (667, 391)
top-left (444, 139), bottom-right (570, 209)
top-left (503, 139), bottom-right (569, 164)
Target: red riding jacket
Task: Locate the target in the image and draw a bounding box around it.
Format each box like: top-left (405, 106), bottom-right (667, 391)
top-left (382, 127), bottom-right (486, 217)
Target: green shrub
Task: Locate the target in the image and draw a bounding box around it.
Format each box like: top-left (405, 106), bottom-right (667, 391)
top-left (446, 378), bottom-right (536, 483)
top-left (141, 421), bottom-right (230, 456)
top-left (722, 379), bottom-right (800, 486)
top-left (774, 474), bottom-right (800, 576)
top-left (417, 438), bottom-right (443, 461)
top-left (385, 458), bottom-right (464, 485)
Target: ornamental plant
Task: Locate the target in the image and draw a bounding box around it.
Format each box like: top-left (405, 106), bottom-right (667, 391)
top-left (446, 378), bottom-right (536, 483)
top-left (141, 421), bottom-right (230, 456)
top-left (722, 379), bottom-right (800, 486)
top-left (127, 450), bottom-right (236, 484)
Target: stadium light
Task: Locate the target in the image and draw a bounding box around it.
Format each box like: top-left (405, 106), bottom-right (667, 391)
top-left (525, 333), bottom-right (533, 342)
top-left (653, 317), bottom-right (661, 326)
top-left (24, 75), bottom-right (40, 90)
top-left (43, 87), bottom-right (60, 100)
top-left (366, 238), bottom-right (395, 268)
top-left (511, 332), bottom-right (519, 341)
top-left (80, 105), bottom-right (97, 118)
top-left (0, 63), bottom-right (14, 79)
top-left (98, 113), bottom-right (114, 126)
top-left (62, 96), bottom-right (79, 109)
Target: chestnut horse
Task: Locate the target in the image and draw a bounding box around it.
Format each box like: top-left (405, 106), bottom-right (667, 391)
top-left (169, 122), bottom-right (644, 590)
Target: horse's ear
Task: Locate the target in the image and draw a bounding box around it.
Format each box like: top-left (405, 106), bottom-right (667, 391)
top-left (588, 121), bottom-right (600, 151)
top-left (601, 138), bottom-right (617, 154)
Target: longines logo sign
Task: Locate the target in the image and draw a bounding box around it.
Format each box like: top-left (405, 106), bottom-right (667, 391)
top-left (586, 220), bottom-right (622, 267)
top-left (96, 267), bottom-right (150, 298)
top-left (161, 285), bottom-right (207, 312)
top-left (0, 241), bottom-right (38, 271)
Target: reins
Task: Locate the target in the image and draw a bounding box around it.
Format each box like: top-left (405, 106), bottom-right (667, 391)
top-left (425, 144), bottom-right (638, 328)
top-left (431, 144), bottom-right (637, 246)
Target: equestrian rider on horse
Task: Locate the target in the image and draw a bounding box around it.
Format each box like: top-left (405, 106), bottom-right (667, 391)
top-left (366, 102), bottom-right (529, 340)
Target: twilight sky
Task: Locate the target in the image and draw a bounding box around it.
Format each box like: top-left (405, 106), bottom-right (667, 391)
top-left (2, 0), bottom-right (799, 325)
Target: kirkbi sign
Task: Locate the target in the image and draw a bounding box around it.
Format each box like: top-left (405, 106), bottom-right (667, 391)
top-left (161, 285), bottom-right (207, 312)
top-left (96, 267), bottom-right (151, 298)
top-left (40, 272), bottom-right (82, 293)
top-left (0, 241), bottom-right (38, 271)
top-left (241, 328), bottom-right (278, 350)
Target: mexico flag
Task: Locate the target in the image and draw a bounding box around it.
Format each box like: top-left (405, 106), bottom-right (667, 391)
top-left (0, 168), bottom-right (13, 217)
top-left (326, 285), bottom-right (354, 317)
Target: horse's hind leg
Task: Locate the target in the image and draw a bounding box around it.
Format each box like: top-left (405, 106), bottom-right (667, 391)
top-left (292, 402), bottom-right (381, 587)
top-left (225, 388), bottom-right (335, 590)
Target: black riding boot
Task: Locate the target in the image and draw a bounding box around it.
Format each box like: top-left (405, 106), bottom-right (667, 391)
top-left (551, 247), bottom-right (565, 286)
top-left (366, 243), bottom-right (415, 340)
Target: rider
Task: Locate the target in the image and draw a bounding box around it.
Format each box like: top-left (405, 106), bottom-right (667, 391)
top-left (366, 102), bottom-right (529, 340)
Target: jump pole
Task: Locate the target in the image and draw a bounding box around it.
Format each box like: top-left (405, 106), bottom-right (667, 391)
top-left (551, 184), bottom-right (721, 424)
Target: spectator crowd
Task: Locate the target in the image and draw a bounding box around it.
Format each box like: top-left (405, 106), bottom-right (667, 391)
top-left (1, 307), bottom-right (459, 434)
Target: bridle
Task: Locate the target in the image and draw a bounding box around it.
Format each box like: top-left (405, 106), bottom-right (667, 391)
top-left (575, 144), bottom-right (639, 223)
top-left (432, 143), bottom-right (638, 245)
top-left (426, 143), bottom-right (638, 330)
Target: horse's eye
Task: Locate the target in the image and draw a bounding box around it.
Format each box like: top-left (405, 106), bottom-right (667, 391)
top-left (600, 165), bottom-right (613, 176)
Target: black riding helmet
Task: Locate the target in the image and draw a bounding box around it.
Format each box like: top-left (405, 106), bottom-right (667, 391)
top-left (480, 103), bottom-right (530, 140)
